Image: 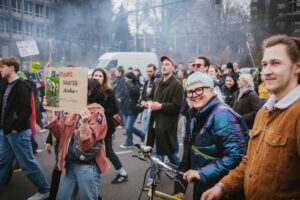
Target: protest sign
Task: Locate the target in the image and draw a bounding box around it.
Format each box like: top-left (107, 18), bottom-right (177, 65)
top-left (44, 67), bottom-right (88, 114)
top-left (16, 40), bottom-right (39, 57)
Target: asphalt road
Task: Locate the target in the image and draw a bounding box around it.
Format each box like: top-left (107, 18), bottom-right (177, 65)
top-left (1, 116), bottom-right (193, 200)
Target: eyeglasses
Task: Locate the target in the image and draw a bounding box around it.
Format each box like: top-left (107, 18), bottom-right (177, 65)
top-left (185, 86), bottom-right (210, 98)
top-left (192, 63), bottom-right (204, 68)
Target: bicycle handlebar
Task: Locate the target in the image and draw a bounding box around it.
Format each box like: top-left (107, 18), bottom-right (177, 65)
top-left (133, 144), bottom-right (185, 177)
top-left (150, 157), bottom-right (184, 176)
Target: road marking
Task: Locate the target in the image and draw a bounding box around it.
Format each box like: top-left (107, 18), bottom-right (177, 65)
top-left (36, 149), bottom-right (43, 153)
top-left (14, 169), bottom-right (22, 173)
top-left (116, 150), bottom-right (133, 155)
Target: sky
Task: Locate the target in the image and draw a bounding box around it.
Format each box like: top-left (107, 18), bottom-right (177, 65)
top-left (111, 0), bottom-right (251, 35)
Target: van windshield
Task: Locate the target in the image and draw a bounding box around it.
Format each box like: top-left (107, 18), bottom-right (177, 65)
top-left (92, 59), bottom-right (109, 69)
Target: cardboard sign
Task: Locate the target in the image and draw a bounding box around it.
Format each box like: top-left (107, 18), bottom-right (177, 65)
top-left (44, 67), bottom-right (88, 114)
top-left (16, 40), bottom-right (39, 57)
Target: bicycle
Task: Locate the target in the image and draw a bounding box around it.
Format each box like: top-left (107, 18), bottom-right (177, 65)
top-left (133, 144), bottom-right (186, 200)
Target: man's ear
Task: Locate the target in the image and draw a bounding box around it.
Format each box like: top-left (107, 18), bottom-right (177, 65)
top-left (9, 65), bottom-right (15, 71)
top-left (295, 59), bottom-right (300, 74)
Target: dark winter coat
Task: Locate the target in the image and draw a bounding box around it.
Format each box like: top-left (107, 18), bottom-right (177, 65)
top-left (221, 84), bottom-right (238, 105)
top-left (101, 89), bottom-right (119, 135)
top-left (141, 76), bottom-right (156, 101)
top-left (189, 96), bottom-right (248, 194)
top-left (230, 89), bottom-right (262, 129)
top-left (0, 78), bottom-right (32, 135)
top-left (146, 75), bottom-right (184, 155)
top-left (112, 76), bottom-right (126, 100)
top-left (121, 81), bottom-right (141, 115)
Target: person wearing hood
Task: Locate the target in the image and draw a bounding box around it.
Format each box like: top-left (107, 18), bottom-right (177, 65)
top-left (229, 73), bottom-right (262, 129)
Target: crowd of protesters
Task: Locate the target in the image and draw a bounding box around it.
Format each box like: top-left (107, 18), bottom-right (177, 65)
top-left (0, 34), bottom-right (299, 200)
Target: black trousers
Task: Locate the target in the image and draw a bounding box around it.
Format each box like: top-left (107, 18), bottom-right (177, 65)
top-left (105, 132), bottom-right (122, 170)
top-left (116, 101), bottom-right (125, 126)
top-left (48, 168), bottom-right (61, 200)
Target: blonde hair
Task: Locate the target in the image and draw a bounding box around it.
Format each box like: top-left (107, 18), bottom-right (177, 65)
top-left (239, 73), bottom-right (254, 89)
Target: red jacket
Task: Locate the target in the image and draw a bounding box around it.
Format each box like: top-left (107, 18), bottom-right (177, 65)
top-left (45, 103), bottom-right (109, 174)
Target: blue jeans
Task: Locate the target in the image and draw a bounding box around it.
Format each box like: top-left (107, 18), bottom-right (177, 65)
top-left (149, 141), bottom-right (181, 182)
top-left (0, 129), bottom-right (50, 195)
top-left (42, 111), bottom-right (48, 125)
top-left (123, 114), bottom-right (145, 146)
top-left (141, 108), bottom-right (151, 134)
top-left (56, 163), bottom-right (100, 200)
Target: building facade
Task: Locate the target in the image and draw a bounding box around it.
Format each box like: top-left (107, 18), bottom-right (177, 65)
top-left (0, 0), bottom-right (56, 60)
top-left (251, 0), bottom-right (300, 49)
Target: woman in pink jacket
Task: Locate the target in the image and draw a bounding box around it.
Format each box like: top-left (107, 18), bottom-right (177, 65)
top-left (44, 79), bottom-right (109, 200)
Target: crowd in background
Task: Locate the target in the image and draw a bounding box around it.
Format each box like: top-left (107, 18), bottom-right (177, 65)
top-left (1, 34), bottom-right (299, 200)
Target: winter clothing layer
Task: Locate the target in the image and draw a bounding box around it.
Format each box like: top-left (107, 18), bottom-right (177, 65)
top-left (230, 89), bottom-right (262, 129)
top-left (0, 78), bottom-right (31, 135)
top-left (112, 76), bottom-right (126, 99)
top-left (221, 84), bottom-right (238, 105)
top-left (101, 89), bottom-right (118, 135)
top-left (141, 76), bottom-right (156, 101)
top-left (220, 86), bottom-right (300, 200)
top-left (146, 75), bottom-right (184, 155)
top-left (258, 82), bottom-right (270, 100)
top-left (121, 81), bottom-right (141, 115)
top-left (189, 97), bottom-right (248, 195)
top-left (45, 103), bottom-right (109, 175)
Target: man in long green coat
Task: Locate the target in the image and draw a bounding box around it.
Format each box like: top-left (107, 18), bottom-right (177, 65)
top-left (144, 56), bottom-right (184, 189)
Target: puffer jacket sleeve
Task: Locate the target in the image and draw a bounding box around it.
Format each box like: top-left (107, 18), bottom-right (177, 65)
top-left (198, 109), bottom-right (248, 184)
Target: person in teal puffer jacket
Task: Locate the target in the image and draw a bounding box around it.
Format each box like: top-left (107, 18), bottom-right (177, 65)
top-left (183, 72), bottom-right (249, 200)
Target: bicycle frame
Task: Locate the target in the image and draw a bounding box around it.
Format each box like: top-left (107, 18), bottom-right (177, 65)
top-left (147, 189), bottom-right (181, 200)
top-left (133, 144), bottom-right (184, 200)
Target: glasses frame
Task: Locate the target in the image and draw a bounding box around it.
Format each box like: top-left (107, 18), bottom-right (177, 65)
top-left (192, 63), bottom-right (205, 68)
top-left (185, 86), bottom-right (210, 98)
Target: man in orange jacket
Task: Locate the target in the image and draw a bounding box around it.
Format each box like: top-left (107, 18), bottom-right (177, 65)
top-left (201, 35), bottom-right (300, 200)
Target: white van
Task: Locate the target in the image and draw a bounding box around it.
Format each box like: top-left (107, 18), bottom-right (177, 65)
top-left (89, 52), bottom-right (159, 76)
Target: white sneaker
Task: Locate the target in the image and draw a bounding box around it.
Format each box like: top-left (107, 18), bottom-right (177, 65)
top-left (120, 144), bottom-right (134, 149)
top-left (27, 192), bottom-right (49, 200)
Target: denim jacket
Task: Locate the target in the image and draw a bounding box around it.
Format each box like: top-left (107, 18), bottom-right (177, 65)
top-left (190, 97), bottom-right (248, 188)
